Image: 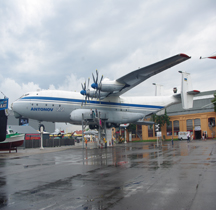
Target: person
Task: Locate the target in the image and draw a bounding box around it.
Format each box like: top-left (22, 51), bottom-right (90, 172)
top-left (204, 132), bottom-right (207, 141)
top-left (85, 138), bottom-right (87, 149)
top-left (92, 110), bottom-right (95, 118)
top-left (187, 132), bottom-right (190, 143)
top-left (202, 132), bottom-right (205, 141)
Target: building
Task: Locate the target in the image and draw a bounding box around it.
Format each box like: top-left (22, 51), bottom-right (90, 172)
top-left (134, 90), bottom-right (216, 140)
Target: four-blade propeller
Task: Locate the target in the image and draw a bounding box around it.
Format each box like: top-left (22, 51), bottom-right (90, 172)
top-left (80, 78), bottom-right (91, 105)
top-left (80, 70), bottom-right (104, 105)
top-left (91, 70), bottom-right (103, 99)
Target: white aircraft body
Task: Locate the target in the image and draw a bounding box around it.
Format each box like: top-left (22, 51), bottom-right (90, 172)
top-left (12, 53), bottom-right (199, 129)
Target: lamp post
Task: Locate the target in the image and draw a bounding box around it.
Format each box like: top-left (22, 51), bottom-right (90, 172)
top-left (39, 125), bottom-right (44, 150)
top-left (155, 124), bottom-right (159, 147)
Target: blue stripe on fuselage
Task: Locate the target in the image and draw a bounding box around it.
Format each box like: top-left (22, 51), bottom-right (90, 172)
top-left (20, 96), bottom-right (164, 109)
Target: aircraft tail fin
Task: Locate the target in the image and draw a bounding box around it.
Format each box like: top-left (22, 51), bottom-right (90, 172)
top-left (180, 71), bottom-right (199, 109)
top-left (153, 84), bottom-right (163, 96)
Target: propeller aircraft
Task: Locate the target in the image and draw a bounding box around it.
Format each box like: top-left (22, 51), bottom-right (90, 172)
top-left (12, 53), bottom-right (199, 130)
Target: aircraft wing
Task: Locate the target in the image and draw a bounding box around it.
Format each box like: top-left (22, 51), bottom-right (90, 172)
top-left (110, 53), bottom-right (191, 97)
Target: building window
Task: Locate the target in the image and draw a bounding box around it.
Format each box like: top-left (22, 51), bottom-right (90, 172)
top-left (208, 117), bottom-right (215, 127)
top-left (167, 121), bottom-right (172, 136)
top-left (137, 125), bottom-right (142, 139)
top-left (187, 119), bottom-right (193, 131)
top-left (148, 125), bottom-right (153, 137)
top-left (173, 120), bottom-right (179, 135)
top-left (194, 118), bottom-right (201, 130)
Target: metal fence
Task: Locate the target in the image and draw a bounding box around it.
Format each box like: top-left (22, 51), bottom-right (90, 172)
top-left (23, 137), bottom-right (75, 148)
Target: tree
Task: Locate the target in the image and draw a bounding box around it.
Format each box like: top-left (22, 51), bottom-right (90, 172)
top-left (127, 123), bottom-right (136, 133)
top-left (211, 93), bottom-right (216, 112)
top-left (151, 109), bottom-right (170, 131)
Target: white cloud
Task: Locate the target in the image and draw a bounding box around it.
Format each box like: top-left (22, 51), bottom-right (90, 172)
top-left (0, 0), bottom-right (215, 131)
top-left (0, 78), bottom-right (40, 106)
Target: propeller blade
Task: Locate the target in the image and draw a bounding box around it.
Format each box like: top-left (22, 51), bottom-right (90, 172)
top-left (96, 70), bottom-right (98, 83)
top-left (99, 75), bottom-right (103, 87)
top-left (87, 78), bottom-right (90, 89)
top-left (92, 73), bottom-right (95, 83)
top-left (98, 89), bottom-right (101, 100)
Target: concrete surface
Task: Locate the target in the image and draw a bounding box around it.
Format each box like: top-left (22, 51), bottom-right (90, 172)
top-left (0, 140), bottom-right (216, 210)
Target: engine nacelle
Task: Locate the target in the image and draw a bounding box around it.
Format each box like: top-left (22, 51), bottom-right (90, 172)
top-left (70, 109), bottom-right (144, 127)
top-left (92, 78), bottom-right (125, 92)
top-left (70, 109), bottom-right (92, 122)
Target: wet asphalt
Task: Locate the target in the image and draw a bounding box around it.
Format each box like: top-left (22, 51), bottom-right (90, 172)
top-left (0, 140), bottom-right (216, 210)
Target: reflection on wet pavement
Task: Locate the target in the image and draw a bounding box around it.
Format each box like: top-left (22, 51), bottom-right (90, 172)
top-left (0, 141), bottom-right (216, 209)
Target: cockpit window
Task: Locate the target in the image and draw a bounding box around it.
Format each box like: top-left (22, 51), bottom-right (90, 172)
top-left (19, 94), bottom-right (24, 99)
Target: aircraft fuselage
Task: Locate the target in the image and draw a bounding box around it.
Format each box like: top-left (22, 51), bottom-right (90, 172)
top-left (12, 90), bottom-right (180, 126)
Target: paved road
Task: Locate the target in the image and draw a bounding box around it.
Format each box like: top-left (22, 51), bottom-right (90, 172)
top-left (0, 140), bottom-right (216, 210)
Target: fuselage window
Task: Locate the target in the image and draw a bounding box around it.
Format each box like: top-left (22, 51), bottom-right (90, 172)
top-left (52, 104), bottom-right (54, 106)
top-left (59, 105), bottom-right (61, 107)
top-left (36, 104), bottom-right (38, 106)
top-left (45, 104), bottom-right (47, 106)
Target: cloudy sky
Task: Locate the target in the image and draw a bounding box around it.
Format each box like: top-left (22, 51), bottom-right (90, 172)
top-left (0, 0), bottom-right (216, 131)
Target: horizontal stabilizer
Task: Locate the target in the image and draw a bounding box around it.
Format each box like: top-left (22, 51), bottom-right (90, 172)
top-left (187, 90), bottom-right (200, 95)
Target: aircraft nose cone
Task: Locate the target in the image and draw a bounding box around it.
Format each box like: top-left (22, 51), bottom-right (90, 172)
top-left (91, 83), bottom-right (98, 89)
top-left (11, 101), bottom-right (22, 118)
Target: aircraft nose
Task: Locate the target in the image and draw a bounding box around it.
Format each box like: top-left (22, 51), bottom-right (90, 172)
top-left (11, 101), bottom-right (22, 118)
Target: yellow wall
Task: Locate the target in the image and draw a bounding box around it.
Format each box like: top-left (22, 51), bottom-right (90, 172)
top-left (138, 111), bottom-right (216, 140)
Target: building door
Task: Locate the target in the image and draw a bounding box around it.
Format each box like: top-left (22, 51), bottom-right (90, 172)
top-left (194, 118), bottom-right (201, 140)
top-left (195, 130), bottom-right (201, 139)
